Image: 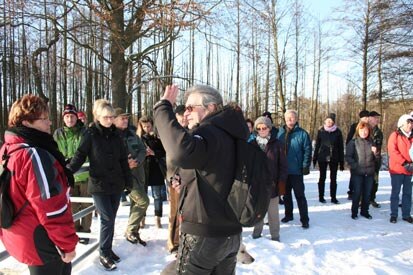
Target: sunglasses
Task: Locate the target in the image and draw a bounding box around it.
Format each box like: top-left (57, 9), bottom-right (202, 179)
top-left (256, 127), bottom-right (268, 131)
top-left (185, 104), bottom-right (204, 112)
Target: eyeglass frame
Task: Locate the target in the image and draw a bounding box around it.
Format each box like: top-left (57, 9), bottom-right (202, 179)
top-left (256, 126), bottom-right (269, 131)
top-left (185, 104), bottom-right (204, 112)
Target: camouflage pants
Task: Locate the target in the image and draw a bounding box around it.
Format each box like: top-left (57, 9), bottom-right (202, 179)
top-left (71, 181), bottom-right (92, 232)
top-left (126, 183), bottom-right (150, 234)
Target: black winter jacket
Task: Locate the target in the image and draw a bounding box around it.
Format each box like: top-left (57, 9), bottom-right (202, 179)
top-left (345, 137), bottom-right (377, 176)
top-left (250, 136), bottom-right (288, 198)
top-left (142, 133), bottom-right (166, 186)
top-left (154, 100), bottom-right (247, 238)
top-left (69, 122), bottom-right (132, 194)
top-left (313, 127), bottom-right (344, 165)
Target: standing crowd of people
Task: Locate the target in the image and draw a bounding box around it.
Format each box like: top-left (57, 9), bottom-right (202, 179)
top-left (1, 89), bottom-right (413, 275)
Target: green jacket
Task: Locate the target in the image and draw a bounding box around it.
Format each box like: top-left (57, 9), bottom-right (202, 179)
top-left (54, 121), bottom-right (89, 182)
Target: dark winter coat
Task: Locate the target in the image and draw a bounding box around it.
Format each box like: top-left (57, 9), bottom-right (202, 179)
top-left (250, 135), bottom-right (288, 198)
top-left (118, 127), bottom-right (147, 187)
top-left (69, 122), bottom-right (132, 194)
top-left (277, 123), bottom-right (312, 175)
top-left (142, 133), bottom-right (166, 186)
top-left (153, 101), bottom-right (247, 238)
top-left (345, 137), bottom-right (377, 176)
top-left (346, 122), bottom-right (358, 145)
top-left (313, 127), bottom-right (344, 165)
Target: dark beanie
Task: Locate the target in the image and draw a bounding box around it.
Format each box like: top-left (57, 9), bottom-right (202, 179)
top-left (63, 104), bottom-right (78, 117)
top-left (326, 113), bottom-right (336, 123)
top-left (174, 105), bottom-right (186, 116)
top-left (359, 110), bottom-right (369, 118)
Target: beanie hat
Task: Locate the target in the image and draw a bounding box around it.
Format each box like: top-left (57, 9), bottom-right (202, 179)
top-left (397, 114), bottom-right (413, 128)
top-left (254, 116), bottom-right (272, 130)
top-left (63, 104), bottom-right (78, 117)
top-left (326, 113), bottom-right (336, 123)
top-left (262, 111), bottom-right (273, 124)
top-left (77, 111), bottom-right (86, 119)
top-left (359, 110), bottom-right (369, 118)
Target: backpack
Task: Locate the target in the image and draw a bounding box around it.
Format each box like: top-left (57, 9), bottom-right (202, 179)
top-left (197, 138), bottom-right (273, 227)
top-left (226, 139), bottom-right (273, 227)
top-left (0, 146), bottom-right (29, 229)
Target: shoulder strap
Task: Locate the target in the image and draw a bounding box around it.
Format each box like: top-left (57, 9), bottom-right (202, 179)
top-left (1, 144), bottom-right (31, 219)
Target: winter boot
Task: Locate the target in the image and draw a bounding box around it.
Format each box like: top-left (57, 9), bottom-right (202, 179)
top-left (156, 216), bottom-right (162, 228)
top-left (330, 182), bottom-right (339, 204)
top-left (318, 182), bottom-right (326, 203)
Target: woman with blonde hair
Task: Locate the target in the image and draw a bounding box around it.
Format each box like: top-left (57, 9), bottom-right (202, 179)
top-left (0, 94), bottom-right (77, 274)
top-left (69, 99), bottom-right (132, 271)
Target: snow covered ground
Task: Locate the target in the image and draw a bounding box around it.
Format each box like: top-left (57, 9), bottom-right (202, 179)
top-left (2, 170), bottom-right (413, 275)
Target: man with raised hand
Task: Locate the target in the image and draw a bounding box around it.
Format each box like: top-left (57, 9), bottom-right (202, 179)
top-left (154, 84), bottom-right (247, 275)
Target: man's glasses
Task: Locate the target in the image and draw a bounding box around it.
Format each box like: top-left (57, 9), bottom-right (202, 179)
top-left (256, 127), bottom-right (268, 131)
top-left (185, 104), bottom-right (204, 112)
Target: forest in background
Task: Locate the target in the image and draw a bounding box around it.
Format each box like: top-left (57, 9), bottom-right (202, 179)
top-left (1, 0), bottom-right (412, 150)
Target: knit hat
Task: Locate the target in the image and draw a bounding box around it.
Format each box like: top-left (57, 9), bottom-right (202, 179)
top-left (77, 111), bottom-right (86, 120)
top-left (359, 110), bottom-right (369, 118)
top-left (63, 104), bottom-right (78, 117)
top-left (254, 116), bottom-right (272, 130)
top-left (326, 113), bottom-right (336, 123)
top-left (262, 111), bottom-right (273, 123)
top-left (397, 114), bottom-right (413, 128)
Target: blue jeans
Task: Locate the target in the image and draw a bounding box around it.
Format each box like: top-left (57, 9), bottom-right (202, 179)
top-left (351, 175), bottom-right (373, 216)
top-left (151, 185), bottom-right (163, 217)
top-left (92, 193), bottom-right (121, 257)
top-left (390, 174), bottom-right (412, 218)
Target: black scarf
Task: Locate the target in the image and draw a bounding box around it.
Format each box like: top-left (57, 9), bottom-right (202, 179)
top-left (8, 126), bottom-right (75, 187)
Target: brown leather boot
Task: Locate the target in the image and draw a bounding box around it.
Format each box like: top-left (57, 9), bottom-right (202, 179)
top-left (156, 216), bottom-right (162, 228)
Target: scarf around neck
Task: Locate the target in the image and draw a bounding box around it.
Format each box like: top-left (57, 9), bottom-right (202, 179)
top-left (8, 126), bottom-right (74, 187)
top-left (256, 135), bottom-right (270, 151)
top-left (324, 124), bottom-right (337, 133)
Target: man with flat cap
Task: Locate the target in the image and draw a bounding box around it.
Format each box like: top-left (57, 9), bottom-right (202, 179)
top-left (369, 111), bottom-right (383, 208)
top-left (346, 110), bottom-right (370, 199)
top-left (113, 107), bottom-right (149, 246)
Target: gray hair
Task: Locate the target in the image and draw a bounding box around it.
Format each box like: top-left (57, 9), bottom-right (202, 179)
top-left (284, 109), bottom-right (298, 119)
top-left (185, 85), bottom-right (224, 112)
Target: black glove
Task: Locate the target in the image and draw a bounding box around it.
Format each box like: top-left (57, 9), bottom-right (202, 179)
top-left (403, 162), bottom-right (413, 173)
top-left (339, 162), bottom-right (345, 171)
top-left (302, 167), bottom-right (310, 175)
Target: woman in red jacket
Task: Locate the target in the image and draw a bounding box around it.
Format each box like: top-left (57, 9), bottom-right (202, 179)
top-left (0, 95), bottom-right (77, 274)
top-left (388, 114), bottom-right (413, 224)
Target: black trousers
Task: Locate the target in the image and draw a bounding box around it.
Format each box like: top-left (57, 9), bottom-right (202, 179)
top-left (318, 161), bottom-right (338, 199)
top-left (284, 174), bottom-right (309, 224)
top-left (28, 259), bottom-right (71, 275)
top-left (175, 232), bottom-right (241, 275)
